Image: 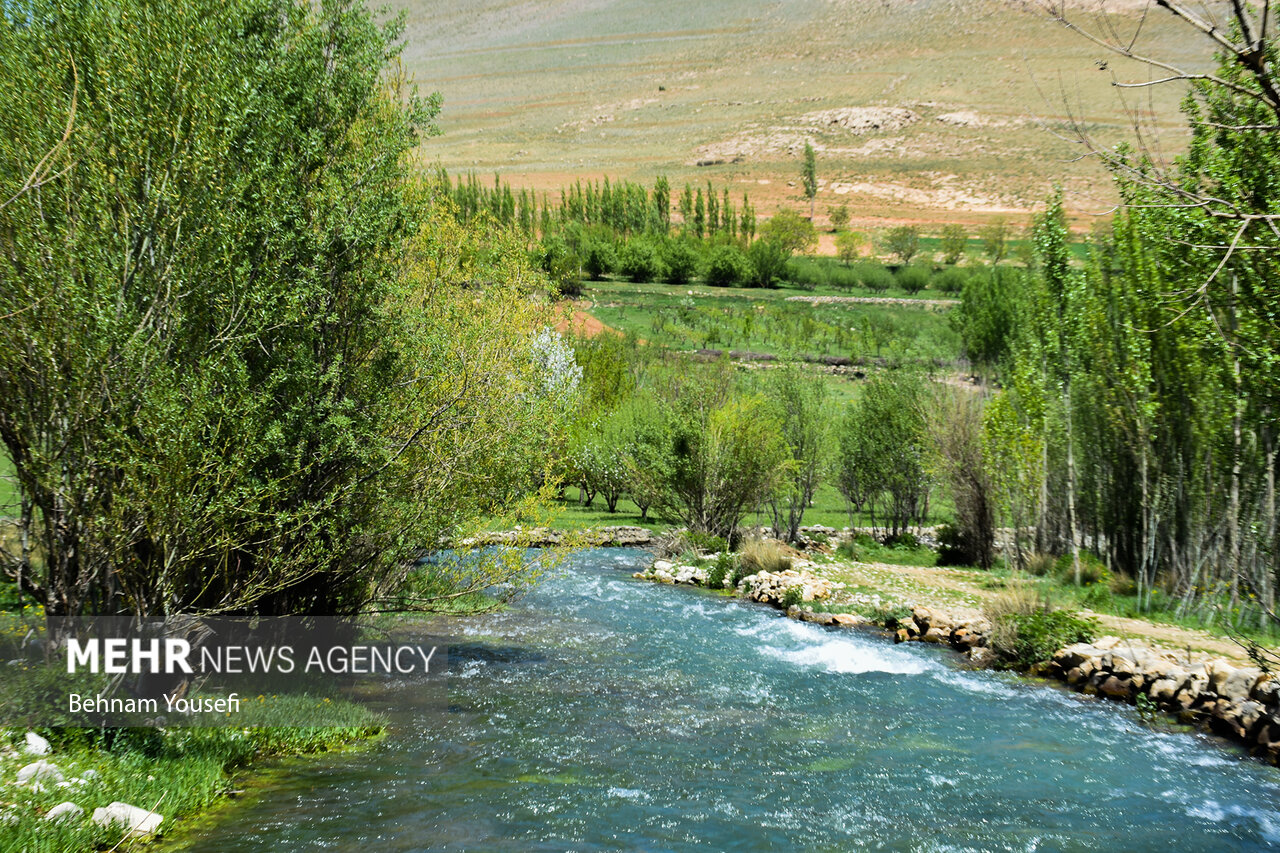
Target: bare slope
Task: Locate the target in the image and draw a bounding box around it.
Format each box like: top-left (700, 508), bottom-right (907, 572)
top-left (394, 0), bottom-right (1214, 225)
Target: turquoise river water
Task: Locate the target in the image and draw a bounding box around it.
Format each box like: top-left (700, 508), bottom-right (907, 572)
top-left (169, 549), bottom-right (1280, 851)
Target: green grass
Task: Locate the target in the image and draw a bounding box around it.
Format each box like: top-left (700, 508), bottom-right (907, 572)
top-left (0, 700), bottom-right (384, 851)
top-left (554, 488), bottom-right (671, 534)
top-left (585, 277), bottom-right (962, 367)
top-left (973, 563), bottom-right (1280, 647)
top-left (556, 481), bottom-right (953, 547)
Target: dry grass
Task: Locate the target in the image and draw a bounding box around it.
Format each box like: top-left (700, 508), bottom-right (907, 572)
top-left (389, 0), bottom-right (1214, 224)
top-left (984, 581), bottom-right (1042, 653)
top-left (738, 537), bottom-right (793, 576)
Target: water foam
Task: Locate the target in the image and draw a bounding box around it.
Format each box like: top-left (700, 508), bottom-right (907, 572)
top-left (1187, 800), bottom-right (1280, 842)
top-left (755, 617), bottom-right (932, 675)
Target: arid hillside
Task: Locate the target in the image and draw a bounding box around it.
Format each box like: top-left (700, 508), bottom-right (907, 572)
top-left (393, 0), bottom-right (1215, 227)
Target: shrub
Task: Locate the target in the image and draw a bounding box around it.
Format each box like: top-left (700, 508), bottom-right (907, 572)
top-left (738, 538), bottom-right (792, 575)
top-left (538, 234), bottom-right (581, 296)
top-left (746, 239), bottom-right (790, 288)
top-left (653, 529), bottom-right (694, 559)
top-left (703, 244), bottom-right (751, 286)
top-left (896, 265), bottom-right (929, 294)
top-left (1025, 552), bottom-right (1056, 577)
top-left (782, 585), bottom-right (805, 608)
top-left (855, 263), bottom-right (894, 293)
top-left (886, 531), bottom-right (920, 549)
top-left (835, 539), bottom-right (860, 561)
top-left (1055, 551), bottom-right (1111, 586)
top-left (686, 531), bottom-right (728, 554)
top-left (991, 606), bottom-right (1097, 671)
top-left (1110, 572), bottom-right (1138, 596)
top-left (707, 552), bottom-right (736, 588)
top-left (618, 239), bottom-right (663, 282)
top-left (582, 240), bottom-right (617, 280)
top-left (786, 258), bottom-right (827, 289)
top-left (662, 239), bottom-right (701, 284)
top-left (935, 267), bottom-right (968, 294)
top-left (937, 522), bottom-right (975, 566)
top-left (835, 230), bottom-right (866, 265)
top-left (828, 264), bottom-right (860, 292)
top-left (884, 225), bottom-right (920, 263)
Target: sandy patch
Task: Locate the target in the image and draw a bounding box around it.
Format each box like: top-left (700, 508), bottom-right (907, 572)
top-left (555, 309), bottom-right (615, 338)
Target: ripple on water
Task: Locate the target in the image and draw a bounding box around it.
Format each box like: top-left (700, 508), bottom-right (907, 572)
top-left (751, 614), bottom-right (935, 675)
top-left (169, 550), bottom-right (1280, 853)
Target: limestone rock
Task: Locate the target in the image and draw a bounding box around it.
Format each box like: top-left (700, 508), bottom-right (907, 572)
top-left (831, 613), bottom-right (864, 628)
top-left (1099, 676), bottom-right (1132, 701)
top-left (921, 627), bottom-right (947, 644)
top-left (1253, 674), bottom-right (1280, 704)
top-left (92, 803), bottom-right (163, 838)
top-left (45, 802), bottom-right (83, 822)
top-left (967, 647), bottom-right (994, 667)
top-left (24, 732), bottom-right (50, 756)
top-left (17, 760), bottom-right (64, 787)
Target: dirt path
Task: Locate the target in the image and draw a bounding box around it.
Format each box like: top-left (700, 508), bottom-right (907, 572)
top-left (555, 309), bottom-right (614, 338)
top-left (822, 559), bottom-right (1258, 665)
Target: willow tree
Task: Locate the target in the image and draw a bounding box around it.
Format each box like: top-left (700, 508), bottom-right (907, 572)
top-left (0, 0), bottom-right (561, 642)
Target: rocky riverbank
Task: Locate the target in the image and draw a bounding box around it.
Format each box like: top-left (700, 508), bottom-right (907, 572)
top-left (460, 526), bottom-right (654, 549)
top-left (633, 550), bottom-right (1280, 767)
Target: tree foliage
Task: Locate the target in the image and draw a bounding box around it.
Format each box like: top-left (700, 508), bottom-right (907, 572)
top-left (884, 225), bottom-right (920, 264)
top-left (836, 374), bottom-right (931, 536)
top-left (0, 0), bottom-right (563, 638)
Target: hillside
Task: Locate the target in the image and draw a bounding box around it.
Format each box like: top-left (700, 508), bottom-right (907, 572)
top-left (393, 0), bottom-right (1216, 227)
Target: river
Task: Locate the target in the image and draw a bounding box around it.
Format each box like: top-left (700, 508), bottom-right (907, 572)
top-left (167, 549), bottom-right (1280, 851)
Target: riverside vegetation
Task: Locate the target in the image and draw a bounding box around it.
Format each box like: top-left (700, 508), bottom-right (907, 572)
top-left (3, 0), bottom-right (1280, 846)
top-left (0, 0), bottom-right (579, 844)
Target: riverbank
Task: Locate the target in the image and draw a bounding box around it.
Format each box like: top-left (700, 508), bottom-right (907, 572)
top-left (632, 541), bottom-right (1280, 767)
top-left (0, 700), bottom-right (384, 849)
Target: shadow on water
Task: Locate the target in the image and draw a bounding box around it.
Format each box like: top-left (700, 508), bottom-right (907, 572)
top-left (161, 549), bottom-right (1280, 852)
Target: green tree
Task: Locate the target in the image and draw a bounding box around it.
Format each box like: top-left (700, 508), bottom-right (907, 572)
top-left (952, 268), bottom-right (1018, 368)
top-left (835, 230), bottom-right (866, 265)
top-left (836, 374), bottom-right (930, 536)
top-left (980, 218), bottom-right (1009, 263)
top-left (764, 366), bottom-right (833, 542)
top-left (801, 141), bottom-right (819, 219)
top-left (940, 224), bottom-right (968, 265)
top-left (661, 238), bottom-right (701, 285)
top-left (704, 244), bottom-right (751, 287)
top-left (618, 239), bottom-right (663, 282)
top-left (0, 0), bottom-right (560, 640)
top-left (759, 209), bottom-right (818, 256)
top-left (746, 239), bottom-right (791, 288)
top-left (828, 203), bottom-right (851, 232)
top-left (637, 371), bottom-right (789, 540)
top-left (885, 225), bottom-right (920, 264)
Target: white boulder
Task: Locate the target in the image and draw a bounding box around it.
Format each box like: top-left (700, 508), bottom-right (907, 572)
top-left (17, 760), bottom-right (64, 786)
top-left (24, 732), bottom-right (50, 756)
top-left (45, 802), bottom-right (83, 822)
top-left (92, 802), bottom-right (163, 837)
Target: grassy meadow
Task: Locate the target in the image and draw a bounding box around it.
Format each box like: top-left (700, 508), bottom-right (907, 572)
top-left (580, 255), bottom-right (969, 371)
